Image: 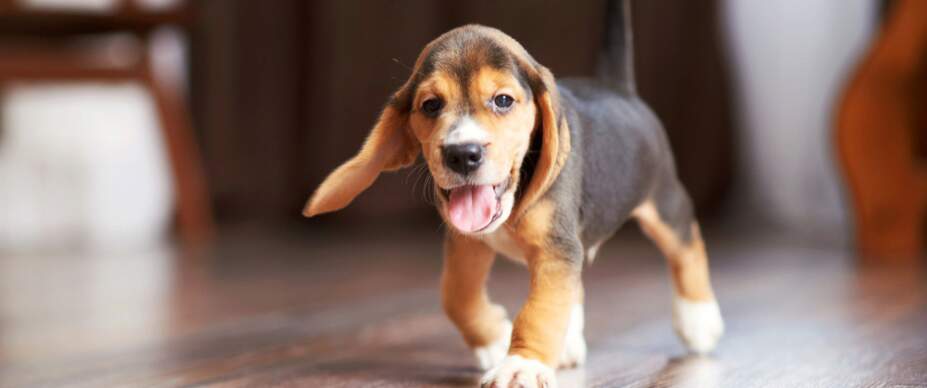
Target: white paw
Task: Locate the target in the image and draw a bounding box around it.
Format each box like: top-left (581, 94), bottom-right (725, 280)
top-left (473, 320), bottom-right (512, 370)
top-left (480, 355), bottom-right (557, 388)
top-left (558, 304), bottom-right (586, 368)
top-left (672, 297), bottom-right (724, 354)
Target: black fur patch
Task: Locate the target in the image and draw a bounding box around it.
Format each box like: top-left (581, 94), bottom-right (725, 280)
top-left (516, 126), bottom-right (543, 202)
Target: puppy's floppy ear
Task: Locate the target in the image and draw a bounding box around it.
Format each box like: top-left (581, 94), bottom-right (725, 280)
top-left (514, 64), bottom-right (571, 218)
top-left (303, 102), bottom-right (418, 217)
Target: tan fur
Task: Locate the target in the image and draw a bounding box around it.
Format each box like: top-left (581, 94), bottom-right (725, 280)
top-left (303, 107), bottom-right (418, 217)
top-left (632, 200), bottom-right (715, 301)
top-left (511, 84), bottom-right (571, 220)
top-left (510, 199), bottom-right (556, 251)
top-left (469, 67), bottom-right (537, 185)
top-left (505, 200), bottom-right (581, 366)
top-left (442, 232), bottom-right (509, 347)
top-left (409, 72), bottom-right (463, 189)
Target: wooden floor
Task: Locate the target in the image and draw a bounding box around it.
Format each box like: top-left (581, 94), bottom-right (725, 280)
top-left (1, 226), bottom-right (925, 387)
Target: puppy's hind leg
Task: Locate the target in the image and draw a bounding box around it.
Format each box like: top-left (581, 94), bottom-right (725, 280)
top-left (632, 181), bottom-right (724, 354)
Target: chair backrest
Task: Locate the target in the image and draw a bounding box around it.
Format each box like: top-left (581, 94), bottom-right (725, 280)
top-left (0, 0), bottom-right (190, 36)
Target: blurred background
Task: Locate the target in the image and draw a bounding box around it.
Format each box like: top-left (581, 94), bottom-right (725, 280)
top-left (0, 0), bottom-right (925, 385)
top-left (0, 0), bottom-right (920, 255)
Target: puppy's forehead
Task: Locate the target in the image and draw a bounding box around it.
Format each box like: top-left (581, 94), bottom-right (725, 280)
top-left (396, 26), bottom-right (538, 106)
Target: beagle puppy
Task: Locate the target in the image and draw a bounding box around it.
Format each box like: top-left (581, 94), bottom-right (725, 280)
top-left (304, 2), bottom-right (723, 386)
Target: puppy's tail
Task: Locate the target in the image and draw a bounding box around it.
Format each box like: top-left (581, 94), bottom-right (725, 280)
top-left (599, 0), bottom-right (636, 95)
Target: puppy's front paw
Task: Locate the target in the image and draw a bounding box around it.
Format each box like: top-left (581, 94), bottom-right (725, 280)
top-left (480, 355), bottom-right (557, 388)
top-left (557, 304), bottom-right (586, 368)
top-left (672, 297), bottom-right (724, 354)
top-left (473, 320), bottom-right (513, 370)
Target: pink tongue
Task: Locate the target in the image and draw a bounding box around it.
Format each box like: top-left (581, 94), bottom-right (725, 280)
top-left (447, 185), bottom-right (498, 232)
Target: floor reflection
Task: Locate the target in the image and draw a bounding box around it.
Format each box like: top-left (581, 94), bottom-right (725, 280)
top-left (0, 245), bottom-right (174, 365)
top-left (647, 356), bottom-right (721, 388)
top-left (558, 365), bottom-right (587, 387)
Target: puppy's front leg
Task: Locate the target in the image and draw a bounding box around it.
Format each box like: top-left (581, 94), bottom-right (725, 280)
top-left (481, 242), bottom-right (581, 388)
top-left (442, 233), bottom-right (512, 370)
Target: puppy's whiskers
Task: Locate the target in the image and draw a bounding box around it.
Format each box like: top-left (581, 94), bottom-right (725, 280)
top-left (407, 162), bottom-right (438, 207)
top-left (408, 162), bottom-right (428, 196)
top-left (423, 175), bottom-right (436, 206)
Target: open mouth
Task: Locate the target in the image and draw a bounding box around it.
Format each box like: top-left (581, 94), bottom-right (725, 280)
top-left (439, 178), bottom-right (510, 233)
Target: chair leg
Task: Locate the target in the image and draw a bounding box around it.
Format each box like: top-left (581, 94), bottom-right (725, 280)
top-left (144, 69), bottom-right (215, 244)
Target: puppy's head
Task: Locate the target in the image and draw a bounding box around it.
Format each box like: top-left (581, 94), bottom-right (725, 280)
top-left (304, 25), bottom-right (569, 235)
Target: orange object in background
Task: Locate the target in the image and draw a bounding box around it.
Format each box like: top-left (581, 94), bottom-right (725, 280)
top-left (836, 0), bottom-right (927, 263)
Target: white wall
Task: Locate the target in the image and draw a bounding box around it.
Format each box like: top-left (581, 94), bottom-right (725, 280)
top-left (0, 83), bottom-right (174, 251)
top-left (722, 0), bottom-right (878, 243)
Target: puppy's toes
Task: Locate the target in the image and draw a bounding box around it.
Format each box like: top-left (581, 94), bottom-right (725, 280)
top-left (480, 355), bottom-right (557, 388)
top-left (558, 304), bottom-right (586, 368)
top-left (473, 320), bottom-right (513, 370)
top-left (672, 296), bottom-right (724, 354)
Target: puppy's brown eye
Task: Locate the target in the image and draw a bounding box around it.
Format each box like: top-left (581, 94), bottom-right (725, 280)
top-left (421, 98), bottom-right (444, 116)
top-left (493, 94), bottom-right (514, 110)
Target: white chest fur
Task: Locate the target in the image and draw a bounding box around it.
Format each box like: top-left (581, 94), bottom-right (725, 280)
top-left (480, 229), bottom-right (527, 265)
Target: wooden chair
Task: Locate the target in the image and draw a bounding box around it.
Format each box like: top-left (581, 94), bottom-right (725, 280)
top-left (836, 0), bottom-right (927, 263)
top-left (0, 0), bottom-right (214, 243)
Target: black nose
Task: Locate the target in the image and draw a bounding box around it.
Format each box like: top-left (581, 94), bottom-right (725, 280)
top-left (442, 143), bottom-right (484, 175)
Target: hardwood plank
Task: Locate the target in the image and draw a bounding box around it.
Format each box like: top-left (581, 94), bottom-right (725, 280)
top-left (0, 228), bottom-right (924, 387)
